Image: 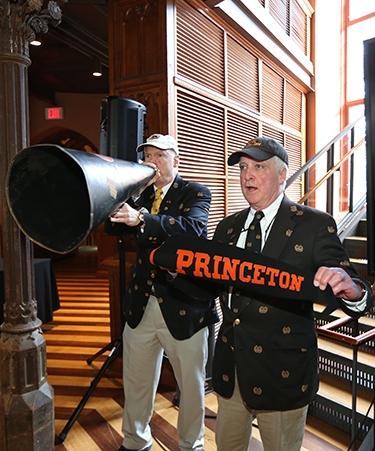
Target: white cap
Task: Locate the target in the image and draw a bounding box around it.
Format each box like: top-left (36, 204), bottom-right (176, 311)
top-left (136, 134), bottom-right (179, 156)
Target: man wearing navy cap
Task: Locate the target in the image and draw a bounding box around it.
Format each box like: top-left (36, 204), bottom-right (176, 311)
top-left (212, 136), bottom-right (371, 451)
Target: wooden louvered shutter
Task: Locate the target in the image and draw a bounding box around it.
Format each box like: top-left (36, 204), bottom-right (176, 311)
top-left (176, 0), bottom-right (224, 94)
top-left (285, 81), bottom-right (302, 131)
top-left (262, 64), bottom-right (284, 123)
top-left (290, 0), bottom-right (307, 54)
top-left (227, 111), bottom-right (259, 215)
top-left (174, 0), bottom-right (305, 226)
top-left (176, 90), bottom-right (225, 236)
top-left (269, 0), bottom-right (290, 33)
top-left (262, 125), bottom-right (284, 146)
top-left (227, 111), bottom-right (259, 166)
top-left (227, 37), bottom-right (259, 112)
top-left (285, 134), bottom-right (303, 202)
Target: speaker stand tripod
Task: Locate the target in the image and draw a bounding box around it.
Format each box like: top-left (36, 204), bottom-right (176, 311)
top-left (55, 237), bottom-right (127, 444)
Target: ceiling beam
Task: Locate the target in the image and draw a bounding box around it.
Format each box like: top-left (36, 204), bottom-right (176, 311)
top-left (50, 15), bottom-right (108, 65)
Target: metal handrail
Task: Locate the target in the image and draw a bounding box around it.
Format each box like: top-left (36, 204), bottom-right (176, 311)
top-left (286, 116), bottom-right (366, 223)
top-left (337, 195), bottom-right (367, 239)
top-left (298, 138), bottom-right (364, 204)
top-left (286, 116), bottom-right (364, 188)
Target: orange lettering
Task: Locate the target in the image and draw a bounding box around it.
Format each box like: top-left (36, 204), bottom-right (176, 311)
top-left (289, 274), bottom-right (304, 292)
top-left (221, 257), bottom-right (240, 281)
top-left (212, 255), bottom-right (223, 279)
top-left (239, 261), bottom-right (252, 282)
top-left (279, 271), bottom-right (291, 289)
top-left (193, 252), bottom-right (212, 278)
top-left (176, 249), bottom-right (194, 274)
top-left (252, 264), bottom-right (266, 285)
top-left (265, 267), bottom-right (280, 286)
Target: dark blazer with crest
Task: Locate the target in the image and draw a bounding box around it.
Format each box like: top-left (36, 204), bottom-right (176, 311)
top-left (107, 174), bottom-right (218, 340)
top-left (212, 195), bottom-right (371, 411)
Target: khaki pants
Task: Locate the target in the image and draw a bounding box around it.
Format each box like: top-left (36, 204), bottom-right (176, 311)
top-left (216, 376), bottom-right (308, 451)
top-left (121, 295), bottom-right (208, 451)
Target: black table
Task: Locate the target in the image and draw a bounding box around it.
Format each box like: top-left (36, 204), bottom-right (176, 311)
top-left (0, 257), bottom-right (60, 324)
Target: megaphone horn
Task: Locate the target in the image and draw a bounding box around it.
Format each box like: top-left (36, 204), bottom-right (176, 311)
top-left (6, 144), bottom-right (156, 254)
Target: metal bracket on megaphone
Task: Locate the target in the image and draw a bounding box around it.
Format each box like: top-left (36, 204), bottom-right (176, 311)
top-left (5, 144), bottom-right (156, 254)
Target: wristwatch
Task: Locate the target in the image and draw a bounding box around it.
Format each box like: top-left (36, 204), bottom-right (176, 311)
top-left (138, 211), bottom-right (145, 225)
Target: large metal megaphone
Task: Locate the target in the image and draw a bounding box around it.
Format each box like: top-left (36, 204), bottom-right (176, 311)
top-left (6, 144), bottom-right (156, 254)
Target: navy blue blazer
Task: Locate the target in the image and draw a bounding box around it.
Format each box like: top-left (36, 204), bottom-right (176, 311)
top-left (107, 174), bottom-right (218, 339)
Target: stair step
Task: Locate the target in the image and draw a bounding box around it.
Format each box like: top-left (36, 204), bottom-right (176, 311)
top-left (56, 302), bottom-right (110, 309)
top-left (355, 218), bottom-right (368, 237)
top-left (314, 303), bottom-right (375, 328)
top-left (45, 333), bottom-right (110, 346)
top-left (57, 295), bottom-right (109, 301)
top-left (46, 345), bottom-right (109, 361)
top-left (47, 358), bottom-right (109, 374)
top-left (350, 258), bottom-right (375, 284)
top-left (344, 236), bottom-right (368, 259)
top-left (42, 324), bottom-right (110, 334)
top-left (318, 346), bottom-right (374, 393)
top-left (54, 308), bottom-right (110, 317)
top-left (51, 315), bottom-right (110, 325)
top-left (350, 258), bottom-right (368, 264)
top-left (318, 337), bottom-right (375, 367)
top-left (309, 393), bottom-right (373, 442)
top-left (318, 375), bottom-right (374, 417)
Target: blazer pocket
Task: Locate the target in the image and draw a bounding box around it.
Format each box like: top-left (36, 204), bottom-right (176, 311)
top-left (270, 333), bottom-right (317, 350)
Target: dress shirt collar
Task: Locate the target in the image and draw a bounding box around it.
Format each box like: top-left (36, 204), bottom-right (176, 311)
top-left (254, 192), bottom-right (284, 225)
top-left (239, 192), bottom-right (285, 249)
top-left (154, 179), bottom-right (173, 197)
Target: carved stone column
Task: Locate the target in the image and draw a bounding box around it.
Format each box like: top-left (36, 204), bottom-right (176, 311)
top-left (0, 1), bottom-right (63, 449)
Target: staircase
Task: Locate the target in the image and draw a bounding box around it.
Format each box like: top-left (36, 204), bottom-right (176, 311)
top-left (345, 218), bottom-right (375, 286)
top-left (284, 116), bottom-right (374, 449)
top-left (309, 215), bottom-right (375, 450)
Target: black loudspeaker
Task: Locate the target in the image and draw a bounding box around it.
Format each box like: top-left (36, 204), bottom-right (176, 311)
top-left (100, 96), bottom-right (146, 162)
top-left (364, 38), bottom-right (375, 276)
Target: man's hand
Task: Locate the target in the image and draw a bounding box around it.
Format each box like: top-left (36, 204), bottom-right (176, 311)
top-left (313, 266), bottom-right (363, 301)
top-left (110, 203), bottom-right (142, 226)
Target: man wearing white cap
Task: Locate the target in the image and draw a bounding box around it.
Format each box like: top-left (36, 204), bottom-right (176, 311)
top-left (109, 134), bottom-right (217, 451)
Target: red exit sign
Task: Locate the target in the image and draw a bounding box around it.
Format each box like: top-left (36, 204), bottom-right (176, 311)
top-left (45, 107), bottom-right (64, 120)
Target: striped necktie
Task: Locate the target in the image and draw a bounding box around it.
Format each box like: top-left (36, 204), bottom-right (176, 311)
top-left (151, 188), bottom-right (163, 214)
top-left (245, 211), bottom-right (264, 253)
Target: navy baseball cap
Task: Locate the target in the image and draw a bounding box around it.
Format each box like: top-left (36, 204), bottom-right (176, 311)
top-left (228, 137), bottom-right (289, 166)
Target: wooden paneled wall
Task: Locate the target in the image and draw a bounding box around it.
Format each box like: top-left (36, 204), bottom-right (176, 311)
top-left (108, 0), bottom-right (169, 135)
top-left (108, 0), bottom-right (308, 235)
